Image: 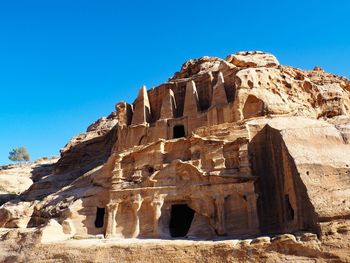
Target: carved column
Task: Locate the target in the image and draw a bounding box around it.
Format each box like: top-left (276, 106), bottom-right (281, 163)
top-left (111, 155), bottom-right (123, 188)
top-left (150, 194), bottom-right (165, 238)
top-left (131, 194), bottom-right (144, 238)
top-left (105, 202), bottom-right (120, 238)
top-left (245, 193), bottom-right (259, 232)
top-left (214, 196), bottom-right (226, 236)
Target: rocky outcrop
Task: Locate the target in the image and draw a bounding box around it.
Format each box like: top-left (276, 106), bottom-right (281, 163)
top-left (56, 111), bottom-right (118, 174)
top-left (0, 50), bottom-right (349, 262)
top-left (248, 116), bottom-right (350, 236)
top-left (0, 158), bottom-right (57, 205)
top-left (225, 51), bottom-right (280, 67)
top-left (0, 201), bottom-right (36, 228)
top-left (0, 228), bottom-right (349, 262)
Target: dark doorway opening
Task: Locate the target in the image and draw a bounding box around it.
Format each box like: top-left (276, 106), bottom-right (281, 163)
top-left (95, 207), bottom-right (105, 228)
top-left (169, 204), bottom-right (195, 237)
top-left (173, 125), bottom-right (185, 139)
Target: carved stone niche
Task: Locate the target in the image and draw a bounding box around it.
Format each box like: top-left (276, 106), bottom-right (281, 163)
top-left (243, 95), bottom-right (265, 119)
top-left (168, 117), bottom-right (188, 140)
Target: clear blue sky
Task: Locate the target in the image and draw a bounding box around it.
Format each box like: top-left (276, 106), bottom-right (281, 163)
top-left (0, 0), bottom-right (349, 165)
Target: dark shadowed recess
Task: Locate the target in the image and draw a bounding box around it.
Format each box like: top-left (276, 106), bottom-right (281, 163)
top-left (169, 204), bottom-right (195, 237)
top-left (248, 125), bottom-right (321, 237)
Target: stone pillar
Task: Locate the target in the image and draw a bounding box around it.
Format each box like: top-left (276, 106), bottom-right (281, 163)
top-left (245, 193), bottom-right (259, 232)
top-left (131, 85), bottom-right (151, 125)
top-left (183, 80), bottom-right (199, 117)
top-left (105, 202), bottom-right (120, 238)
top-left (131, 194), bottom-right (144, 238)
top-left (211, 72), bottom-right (228, 107)
top-left (111, 156), bottom-right (123, 188)
top-left (150, 194), bottom-right (165, 238)
top-left (160, 88), bottom-right (177, 120)
top-left (239, 143), bottom-right (252, 174)
top-left (214, 196), bottom-right (226, 236)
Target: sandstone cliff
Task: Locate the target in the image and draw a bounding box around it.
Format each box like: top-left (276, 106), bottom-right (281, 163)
top-left (0, 51), bottom-right (349, 262)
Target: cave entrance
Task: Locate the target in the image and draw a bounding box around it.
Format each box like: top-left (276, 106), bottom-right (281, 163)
top-left (95, 207), bottom-right (105, 228)
top-left (169, 204), bottom-right (195, 237)
top-left (173, 125), bottom-right (185, 139)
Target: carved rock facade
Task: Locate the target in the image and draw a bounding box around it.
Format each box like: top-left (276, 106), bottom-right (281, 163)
top-left (58, 51), bottom-right (349, 240)
top-left (1, 52), bottom-right (350, 247)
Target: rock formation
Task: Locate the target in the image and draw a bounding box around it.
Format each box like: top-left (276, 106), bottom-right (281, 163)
top-left (0, 51), bottom-right (350, 262)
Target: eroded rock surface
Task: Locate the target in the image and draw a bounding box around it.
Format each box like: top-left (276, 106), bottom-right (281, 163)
top-left (0, 50), bottom-right (349, 262)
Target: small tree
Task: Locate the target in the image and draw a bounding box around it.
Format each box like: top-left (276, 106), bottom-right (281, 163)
top-left (8, 147), bottom-right (30, 163)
